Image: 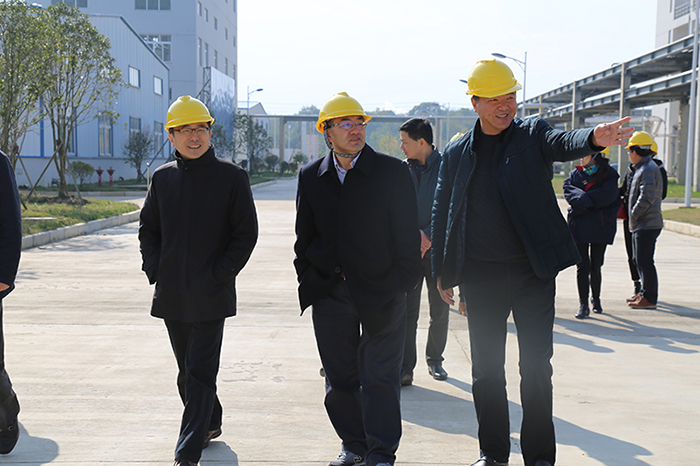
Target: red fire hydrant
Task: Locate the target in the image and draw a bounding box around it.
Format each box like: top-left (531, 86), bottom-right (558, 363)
top-left (107, 168), bottom-right (115, 186)
top-left (95, 167), bottom-right (104, 187)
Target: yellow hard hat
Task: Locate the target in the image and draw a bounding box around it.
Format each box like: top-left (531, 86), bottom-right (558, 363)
top-left (601, 147), bottom-right (610, 155)
top-left (164, 95), bottom-right (214, 131)
top-left (466, 59), bottom-right (522, 98)
top-left (316, 92), bottom-right (372, 134)
top-left (449, 131), bottom-right (465, 143)
top-left (626, 131), bottom-right (658, 155)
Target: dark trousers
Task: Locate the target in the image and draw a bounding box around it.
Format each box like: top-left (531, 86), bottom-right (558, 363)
top-left (0, 300), bottom-right (19, 429)
top-left (462, 258), bottom-right (555, 466)
top-left (165, 318), bottom-right (225, 463)
top-left (575, 242), bottom-right (607, 304)
top-left (632, 228), bottom-right (661, 303)
top-left (312, 281), bottom-right (406, 466)
top-left (623, 219), bottom-right (640, 282)
top-left (403, 255), bottom-right (450, 374)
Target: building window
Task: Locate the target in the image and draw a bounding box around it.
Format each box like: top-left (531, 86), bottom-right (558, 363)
top-left (129, 117), bottom-right (141, 139)
top-left (198, 1), bottom-right (202, 15)
top-left (214, 50), bottom-right (218, 69)
top-left (154, 121), bottom-right (163, 157)
top-left (135, 0), bottom-right (171, 10)
top-left (205, 8), bottom-right (208, 21)
top-left (225, 58), bottom-right (228, 76)
top-left (128, 66), bottom-right (141, 88)
top-left (98, 113), bottom-right (113, 157)
top-left (225, 27), bottom-right (228, 40)
top-left (233, 35), bottom-right (236, 48)
top-left (214, 17), bottom-right (218, 30)
top-left (52, 0), bottom-right (88, 7)
top-left (154, 76), bottom-right (163, 95)
top-left (141, 34), bottom-right (171, 62)
top-left (205, 42), bottom-right (209, 67)
top-left (233, 0), bottom-right (236, 13)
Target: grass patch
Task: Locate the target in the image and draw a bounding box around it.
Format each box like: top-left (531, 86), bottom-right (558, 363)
top-left (22, 196), bottom-right (139, 236)
top-left (663, 207), bottom-right (700, 226)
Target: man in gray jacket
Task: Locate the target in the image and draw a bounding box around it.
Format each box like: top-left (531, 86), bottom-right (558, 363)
top-left (625, 131), bottom-right (663, 309)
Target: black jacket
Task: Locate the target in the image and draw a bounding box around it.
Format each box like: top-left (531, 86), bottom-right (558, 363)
top-left (432, 118), bottom-right (601, 287)
top-left (294, 145), bottom-right (422, 335)
top-left (139, 147), bottom-right (258, 322)
top-left (0, 151), bottom-right (21, 300)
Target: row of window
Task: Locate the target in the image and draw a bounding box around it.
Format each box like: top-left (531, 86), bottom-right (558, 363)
top-left (198, 1), bottom-right (236, 48)
top-left (128, 66), bottom-right (164, 96)
top-left (198, 38), bottom-right (235, 77)
top-left (135, 0), bottom-right (170, 11)
top-left (98, 115), bottom-right (164, 157)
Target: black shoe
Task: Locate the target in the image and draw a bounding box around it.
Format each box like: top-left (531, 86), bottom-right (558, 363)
top-left (591, 297), bottom-right (603, 314)
top-left (533, 460), bottom-right (552, 466)
top-left (470, 456), bottom-right (508, 466)
top-left (0, 419), bottom-right (19, 455)
top-left (174, 459), bottom-right (198, 466)
top-left (329, 449), bottom-right (365, 466)
top-left (575, 302), bottom-right (590, 319)
top-left (202, 427), bottom-right (222, 449)
top-left (428, 364), bottom-right (447, 380)
top-left (400, 371), bottom-right (413, 386)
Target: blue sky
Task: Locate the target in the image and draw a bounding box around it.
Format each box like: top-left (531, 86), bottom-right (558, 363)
top-left (238, 0), bottom-right (659, 115)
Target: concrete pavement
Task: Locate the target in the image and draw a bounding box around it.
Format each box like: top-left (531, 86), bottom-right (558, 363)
top-left (2, 178), bottom-right (698, 465)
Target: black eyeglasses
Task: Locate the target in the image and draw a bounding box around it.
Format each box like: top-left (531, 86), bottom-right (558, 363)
top-left (173, 127), bottom-right (210, 136)
top-left (328, 120), bottom-right (367, 130)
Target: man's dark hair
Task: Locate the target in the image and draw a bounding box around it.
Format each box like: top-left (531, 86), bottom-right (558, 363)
top-left (399, 118), bottom-right (433, 146)
top-left (629, 146), bottom-right (654, 158)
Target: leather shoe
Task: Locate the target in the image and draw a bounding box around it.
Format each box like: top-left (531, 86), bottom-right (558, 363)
top-left (0, 419), bottom-right (19, 454)
top-left (575, 302), bottom-right (589, 319)
top-left (591, 297), bottom-right (603, 314)
top-left (428, 364), bottom-right (447, 380)
top-left (626, 292), bottom-right (641, 303)
top-left (400, 372), bottom-right (413, 386)
top-left (329, 449), bottom-right (365, 466)
top-left (174, 459), bottom-right (198, 466)
top-left (533, 461), bottom-right (552, 466)
top-left (629, 296), bottom-right (657, 309)
top-left (202, 427), bottom-right (221, 449)
top-left (470, 456), bottom-right (508, 466)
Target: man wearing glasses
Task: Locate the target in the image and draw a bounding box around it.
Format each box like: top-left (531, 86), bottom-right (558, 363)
top-left (139, 96), bottom-right (258, 466)
top-left (294, 92), bottom-right (422, 466)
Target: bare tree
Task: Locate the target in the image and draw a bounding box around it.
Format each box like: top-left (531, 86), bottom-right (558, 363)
top-left (122, 127), bottom-right (154, 182)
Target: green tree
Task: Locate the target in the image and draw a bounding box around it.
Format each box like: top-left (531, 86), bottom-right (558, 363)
top-left (233, 115), bottom-right (272, 174)
top-left (40, 2), bottom-right (122, 198)
top-left (68, 160), bottom-right (94, 187)
top-left (0, 0), bottom-right (51, 172)
top-left (122, 128), bottom-right (154, 182)
top-left (292, 151), bottom-right (307, 165)
top-left (211, 123), bottom-right (234, 161)
top-left (264, 154), bottom-right (279, 172)
top-left (379, 132), bottom-right (401, 158)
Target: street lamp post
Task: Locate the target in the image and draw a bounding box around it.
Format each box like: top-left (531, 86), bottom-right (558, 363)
top-left (685, 3), bottom-right (699, 208)
top-left (492, 52), bottom-right (527, 119)
top-left (246, 86), bottom-right (263, 171)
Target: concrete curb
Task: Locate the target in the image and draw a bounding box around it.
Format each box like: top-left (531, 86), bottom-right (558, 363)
top-left (664, 219), bottom-right (700, 237)
top-left (21, 210), bottom-right (141, 250)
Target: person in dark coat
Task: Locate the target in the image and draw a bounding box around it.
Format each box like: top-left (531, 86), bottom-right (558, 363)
top-left (431, 59), bottom-right (633, 466)
top-left (294, 92), bottom-right (422, 466)
top-left (398, 118), bottom-right (450, 385)
top-left (563, 149), bottom-right (620, 318)
top-left (139, 96), bottom-right (258, 466)
top-left (0, 151), bottom-right (22, 455)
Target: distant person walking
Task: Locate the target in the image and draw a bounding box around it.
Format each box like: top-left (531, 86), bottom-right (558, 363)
top-left (619, 134), bottom-right (667, 304)
top-left (624, 131), bottom-right (664, 310)
top-left (563, 148), bottom-right (620, 319)
top-left (398, 117), bottom-right (450, 385)
top-left (139, 96), bottom-right (258, 466)
top-left (0, 150), bottom-right (21, 455)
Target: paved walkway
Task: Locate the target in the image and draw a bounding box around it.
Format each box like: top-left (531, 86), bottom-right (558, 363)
top-left (2, 179), bottom-right (698, 465)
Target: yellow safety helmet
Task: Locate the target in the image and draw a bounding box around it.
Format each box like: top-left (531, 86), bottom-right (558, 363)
top-left (164, 95), bottom-right (214, 131)
top-left (465, 59), bottom-right (522, 98)
top-left (625, 131), bottom-right (658, 155)
top-left (316, 92), bottom-right (372, 134)
top-left (600, 147), bottom-right (610, 155)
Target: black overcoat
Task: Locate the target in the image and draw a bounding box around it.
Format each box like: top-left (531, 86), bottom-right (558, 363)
top-left (294, 145), bottom-right (422, 335)
top-left (139, 147), bottom-right (258, 322)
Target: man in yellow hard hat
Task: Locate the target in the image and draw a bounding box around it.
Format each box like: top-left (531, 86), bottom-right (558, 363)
top-left (431, 59), bottom-right (634, 466)
top-left (139, 95), bottom-right (259, 466)
top-left (294, 92), bottom-right (422, 466)
top-left (624, 131), bottom-right (664, 310)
